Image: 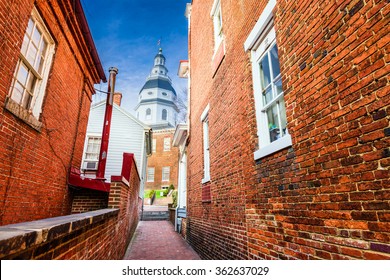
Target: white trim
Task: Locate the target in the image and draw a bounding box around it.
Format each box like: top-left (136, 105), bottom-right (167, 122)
top-left (147, 167), bottom-right (155, 182)
top-left (201, 107), bottom-right (210, 183)
top-left (210, 0), bottom-right (220, 17)
top-left (254, 134), bottom-right (292, 160)
top-left (245, 2), bottom-right (293, 161)
top-left (244, 0), bottom-right (276, 51)
top-left (162, 166), bottom-right (170, 182)
top-left (201, 178), bottom-right (210, 184)
top-left (200, 104), bottom-right (210, 121)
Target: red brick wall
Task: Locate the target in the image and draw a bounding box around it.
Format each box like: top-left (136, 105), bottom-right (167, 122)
top-left (107, 168), bottom-right (141, 257)
top-left (187, 0), bottom-right (389, 260)
top-left (145, 129), bottom-right (179, 191)
top-left (0, 161), bottom-right (140, 260)
top-left (0, 1), bottom-right (102, 225)
top-left (71, 189), bottom-right (108, 214)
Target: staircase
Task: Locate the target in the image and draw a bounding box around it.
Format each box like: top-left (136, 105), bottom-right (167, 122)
top-left (142, 210), bottom-right (169, 221)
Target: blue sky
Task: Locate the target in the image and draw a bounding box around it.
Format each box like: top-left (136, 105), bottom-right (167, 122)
top-left (81, 0), bottom-right (189, 114)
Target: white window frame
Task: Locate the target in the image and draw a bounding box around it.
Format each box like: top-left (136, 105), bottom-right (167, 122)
top-left (8, 7), bottom-right (55, 119)
top-left (162, 167), bottom-right (170, 182)
top-left (211, 0), bottom-right (223, 55)
top-left (163, 137), bottom-right (171, 151)
top-left (201, 104), bottom-right (210, 183)
top-left (82, 135), bottom-right (101, 170)
top-left (147, 167), bottom-right (155, 182)
top-left (244, 0), bottom-right (292, 160)
top-left (152, 138), bottom-right (156, 153)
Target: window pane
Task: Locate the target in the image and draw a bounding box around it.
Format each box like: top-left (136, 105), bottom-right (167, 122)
top-left (274, 76), bottom-right (283, 96)
top-left (270, 44), bottom-right (281, 78)
top-left (21, 89), bottom-right (32, 108)
top-left (21, 35), bottom-right (29, 56)
top-left (162, 167), bottom-right (170, 181)
top-left (259, 55), bottom-right (271, 89)
top-left (266, 103), bottom-right (280, 143)
top-left (164, 137), bottom-right (170, 151)
top-left (11, 82), bottom-right (24, 103)
top-left (152, 139), bottom-right (156, 152)
top-left (32, 26), bottom-right (42, 47)
top-left (279, 98), bottom-right (288, 137)
top-left (26, 45), bottom-right (38, 67)
top-left (262, 85), bottom-right (272, 105)
top-left (37, 39), bottom-right (48, 73)
top-left (86, 137), bottom-right (101, 160)
top-left (147, 168), bottom-right (155, 182)
top-left (26, 74), bottom-right (37, 93)
top-left (162, 109), bottom-right (167, 120)
top-left (26, 18), bottom-right (34, 36)
top-left (16, 63), bottom-right (29, 85)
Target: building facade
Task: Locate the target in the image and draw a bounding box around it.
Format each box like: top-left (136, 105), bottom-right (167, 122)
top-left (0, 0), bottom-right (105, 225)
top-left (186, 0), bottom-right (390, 259)
top-left (81, 94), bottom-right (152, 199)
top-left (136, 49), bottom-right (180, 197)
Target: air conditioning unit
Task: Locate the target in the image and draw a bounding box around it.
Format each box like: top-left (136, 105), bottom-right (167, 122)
top-left (83, 161), bottom-right (98, 170)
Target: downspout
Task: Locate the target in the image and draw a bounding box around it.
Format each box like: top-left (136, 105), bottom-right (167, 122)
top-left (96, 67), bottom-right (118, 179)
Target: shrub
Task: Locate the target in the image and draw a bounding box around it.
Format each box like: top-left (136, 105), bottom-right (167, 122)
top-left (172, 190), bottom-right (178, 208)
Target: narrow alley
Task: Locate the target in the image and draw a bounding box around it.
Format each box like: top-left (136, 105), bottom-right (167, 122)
top-left (123, 220), bottom-right (200, 260)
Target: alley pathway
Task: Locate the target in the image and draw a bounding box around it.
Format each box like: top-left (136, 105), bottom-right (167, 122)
top-left (123, 221), bottom-right (201, 260)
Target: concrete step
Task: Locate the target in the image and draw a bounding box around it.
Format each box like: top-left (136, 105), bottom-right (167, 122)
top-left (141, 211), bottom-right (169, 221)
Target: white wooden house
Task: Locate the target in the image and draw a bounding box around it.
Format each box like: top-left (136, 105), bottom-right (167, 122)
top-left (81, 99), bottom-right (152, 197)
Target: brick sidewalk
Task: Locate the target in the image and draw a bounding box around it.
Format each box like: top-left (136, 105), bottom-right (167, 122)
top-left (123, 221), bottom-right (201, 260)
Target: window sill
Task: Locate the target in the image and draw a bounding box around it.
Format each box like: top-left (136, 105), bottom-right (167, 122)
top-left (5, 97), bottom-right (42, 131)
top-left (254, 134), bottom-right (292, 160)
top-left (201, 177), bottom-right (210, 184)
top-left (212, 40), bottom-right (225, 76)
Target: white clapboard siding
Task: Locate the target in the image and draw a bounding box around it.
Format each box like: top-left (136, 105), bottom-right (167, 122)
top-left (83, 101), bottom-right (150, 195)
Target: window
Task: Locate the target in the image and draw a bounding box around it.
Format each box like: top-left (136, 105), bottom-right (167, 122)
top-left (163, 137), bottom-right (170, 151)
top-left (148, 91), bottom-right (153, 95)
top-left (83, 136), bottom-right (101, 170)
top-left (211, 0), bottom-right (223, 51)
top-left (7, 7), bottom-right (54, 123)
top-left (244, 0), bottom-right (291, 160)
top-left (146, 108), bottom-right (152, 120)
top-left (152, 139), bottom-right (156, 153)
top-left (162, 109), bottom-right (167, 120)
top-left (201, 105), bottom-right (210, 183)
top-left (162, 92), bottom-right (168, 96)
top-left (162, 167), bottom-right (170, 182)
top-left (147, 167), bottom-right (155, 182)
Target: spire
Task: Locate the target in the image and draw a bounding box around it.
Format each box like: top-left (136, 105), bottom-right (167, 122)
top-left (150, 48), bottom-right (168, 77)
top-left (154, 48), bottom-right (166, 67)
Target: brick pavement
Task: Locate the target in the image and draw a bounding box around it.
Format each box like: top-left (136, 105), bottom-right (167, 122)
top-left (123, 221), bottom-right (201, 260)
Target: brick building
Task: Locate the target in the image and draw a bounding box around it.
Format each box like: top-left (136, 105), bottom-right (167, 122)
top-left (186, 0), bottom-right (390, 259)
top-left (0, 0), bottom-right (105, 225)
top-left (145, 129), bottom-right (179, 192)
